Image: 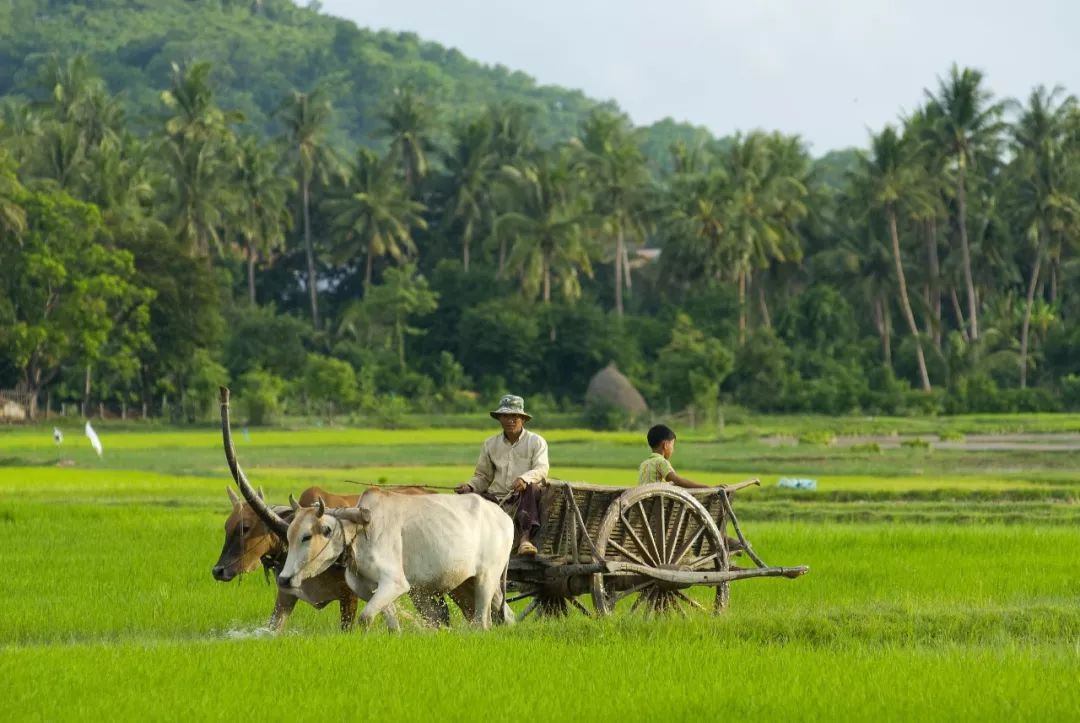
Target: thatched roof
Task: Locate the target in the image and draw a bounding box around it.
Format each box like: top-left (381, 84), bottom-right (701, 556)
top-left (585, 362), bottom-right (648, 415)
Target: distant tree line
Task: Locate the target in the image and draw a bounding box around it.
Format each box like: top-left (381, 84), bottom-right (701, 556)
top-left (3, 5), bottom-right (1080, 424)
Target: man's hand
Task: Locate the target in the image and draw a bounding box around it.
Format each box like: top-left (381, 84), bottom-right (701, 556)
top-left (455, 483), bottom-right (474, 494)
top-left (512, 478), bottom-right (528, 493)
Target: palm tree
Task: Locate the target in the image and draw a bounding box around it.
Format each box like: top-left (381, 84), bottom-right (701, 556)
top-left (720, 132), bottom-right (809, 341)
top-left (159, 61), bottom-right (241, 257)
top-left (579, 110), bottom-right (651, 316)
top-left (278, 87), bottom-right (340, 328)
top-left (1007, 86), bottom-right (1080, 387)
top-left (441, 115), bottom-right (495, 272)
top-left (235, 135), bottom-right (294, 303)
top-left (853, 125), bottom-right (934, 391)
top-left (925, 64), bottom-right (1007, 341)
top-left (0, 144), bottom-right (26, 239)
top-left (324, 149), bottom-right (427, 289)
top-left (497, 148), bottom-right (593, 304)
top-left (376, 87), bottom-right (438, 191)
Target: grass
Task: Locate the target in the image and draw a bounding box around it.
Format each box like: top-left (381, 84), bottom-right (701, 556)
top-left (4, 425), bottom-right (1080, 720)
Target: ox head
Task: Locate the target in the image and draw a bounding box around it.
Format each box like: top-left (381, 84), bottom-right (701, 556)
top-left (212, 486), bottom-right (284, 581)
top-left (276, 497), bottom-right (372, 589)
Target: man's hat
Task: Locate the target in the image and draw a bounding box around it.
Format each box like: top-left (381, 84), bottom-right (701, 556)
top-left (490, 394), bottom-right (532, 421)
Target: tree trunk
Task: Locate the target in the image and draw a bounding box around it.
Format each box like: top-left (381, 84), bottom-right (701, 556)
top-left (873, 297), bottom-right (892, 367)
top-left (364, 251), bottom-right (374, 291)
top-left (737, 271), bottom-right (747, 344)
top-left (497, 236), bottom-right (507, 276)
top-left (928, 219), bottom-right (942, 349)
top-left (302, 176), bottom-right (320, 329)
top-left (888, 208), bottom-right (931, 392)
top-left (614, 226), bottom-right (624, 316)
top-left (247, 242), bottom-right (257, 304)
top-left (757, 280), bottom-right (771, 328)
top-left (83, 364), bottom-right (92, 416)
top-left (949, 287), bottom-right (969, 342)
top-left (542, 255), bottom-right (551, 304)
top-left (463, 219), bottom-right (472, 273)
top-left (1020, 240), bottom-right (1045, 389)
top-left (956, 168), bottom-right (978, 340)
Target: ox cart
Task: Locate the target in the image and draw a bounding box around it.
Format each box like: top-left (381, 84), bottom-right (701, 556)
top-left (506, 480), bottom-right (808, 618)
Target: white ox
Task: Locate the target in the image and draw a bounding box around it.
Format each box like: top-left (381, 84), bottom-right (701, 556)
top-left (277, 489), bottom-right (515, 630)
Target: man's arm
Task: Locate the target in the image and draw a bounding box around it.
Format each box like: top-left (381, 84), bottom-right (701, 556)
top-left (513, 433), bottom-right (550, 490)
top-left (458, 443), bottom-right (495, 494)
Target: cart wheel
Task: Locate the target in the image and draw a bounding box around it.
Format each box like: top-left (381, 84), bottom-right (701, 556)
top-left (591, 484), bottom-right (728, 616)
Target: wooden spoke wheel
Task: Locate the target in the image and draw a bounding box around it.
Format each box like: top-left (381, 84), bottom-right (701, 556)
top-left (591, 484), bottom-right (729, 616)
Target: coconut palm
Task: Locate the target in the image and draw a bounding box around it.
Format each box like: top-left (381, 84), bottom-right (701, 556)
top-left (324, 148), bottom-right (427, 289)
top-left (579, 110), bottom-right (651, 316)
top-left (925, 64), bottom-right (1008, 341)
top-left (278, 87), bottom-right (340, 328)
top-left (852, 125), bottom-right (935, 391)
top-left (497, 148), bottom-right (593, 304)
top-left (235, 135), bottom-right (294, 303)
top-left (441, 115), bottom-right (495, 272)
top-left (1007, 86), bottom-right (1080, 387)
top-left (376, 87), bottom-right (438, 191)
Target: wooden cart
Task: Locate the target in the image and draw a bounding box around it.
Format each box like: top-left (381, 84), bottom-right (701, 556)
top-left (507, 480), bottom-right (808, 619)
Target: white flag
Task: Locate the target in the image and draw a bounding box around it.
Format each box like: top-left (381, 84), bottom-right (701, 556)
top-left (84, 421), bottom-right (103, 457)
top-left (53, 427), bottom-right (63, 446)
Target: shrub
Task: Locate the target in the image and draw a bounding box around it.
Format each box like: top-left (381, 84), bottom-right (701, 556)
top-left (799, 430), bottom-right (836, 446)
top-left (583, 401), bottom-right (631, 431)
top-left (901, 437), bottom-right (931, 450)
top-left (237, 368), bottom-right (286, 425)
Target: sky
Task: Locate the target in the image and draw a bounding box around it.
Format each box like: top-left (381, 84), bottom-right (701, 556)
top-left (316, 0), bottom-right (1080, 153)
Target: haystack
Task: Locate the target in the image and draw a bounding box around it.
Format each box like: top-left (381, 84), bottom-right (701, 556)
top-left (585, 362), bottom-right (648, 416)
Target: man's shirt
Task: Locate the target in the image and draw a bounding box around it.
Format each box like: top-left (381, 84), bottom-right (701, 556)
top-left (467, 429), bottom-right (550, 498)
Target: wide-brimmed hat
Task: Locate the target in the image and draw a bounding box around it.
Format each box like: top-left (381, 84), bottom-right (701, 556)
top-left (490, 394), bottom-right (532, 421)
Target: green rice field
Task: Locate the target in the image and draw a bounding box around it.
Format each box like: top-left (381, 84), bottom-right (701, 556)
top-left (2, 420), bottom-right (1079, 721)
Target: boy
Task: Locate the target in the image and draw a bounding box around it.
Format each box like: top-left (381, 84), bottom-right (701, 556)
top-left (638, 424), bottom-right (711, 488)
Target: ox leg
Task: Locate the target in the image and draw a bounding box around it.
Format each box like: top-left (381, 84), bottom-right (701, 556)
top-left (269, 591), bottom-right (298, 633)
top-left (449, 580), bottom-right (476, 623)
top-left (409, 590), bottom-right (451, 628)
top-left (358, 577), bottom-right (410, 632)
top-left (472, 574), bottom-right (498, 631)
top-left (339, 593), bottom-right (358, 632)
top-left (348, 571), bottom-right (403, 633)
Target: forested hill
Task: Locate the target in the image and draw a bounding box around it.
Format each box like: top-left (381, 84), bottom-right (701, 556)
top-left (0, 0), bottom-right (717, 160)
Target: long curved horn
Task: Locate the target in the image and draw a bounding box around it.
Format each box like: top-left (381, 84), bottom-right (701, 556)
top-left (220, 386), bottom-right (289, 537)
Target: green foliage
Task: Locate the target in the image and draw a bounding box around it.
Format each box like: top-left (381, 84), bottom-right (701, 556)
top-left (301, 353), bottom-right (358, 416)
top-left (655, 313), bottom-right (733, 412)
top-left (237, 367), bottom-right (286, 425)
top-left (0, 187), bottom-right (153, 409)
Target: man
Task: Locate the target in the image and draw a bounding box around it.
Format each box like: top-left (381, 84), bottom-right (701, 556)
top-left (455, 394), bottom-right (549, 555)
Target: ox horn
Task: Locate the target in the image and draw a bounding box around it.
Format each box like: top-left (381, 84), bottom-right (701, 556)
top-left (289, 494), bottom-right (300, 511)
top-left (315, 497), bottom-right (325, 518)
top-left (219, 386), bottom-right (290, 538)
top-left (226, 486), bottom-right (240, 508)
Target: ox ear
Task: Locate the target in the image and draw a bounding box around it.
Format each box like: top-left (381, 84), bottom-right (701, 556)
top-left (315, 497), bottom-right (326, 518)
top-left (334, 507), bottom-right (371, 525)
top-left (257, 487), bottom-right (265, 500)
top-left (289, 494), bottom-right (299, 511)
top-left (226, 487), bottom-right (240, 508)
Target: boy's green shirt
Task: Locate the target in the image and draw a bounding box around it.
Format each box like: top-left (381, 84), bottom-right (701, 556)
top-left (638, 451), bottom-right (674, 485)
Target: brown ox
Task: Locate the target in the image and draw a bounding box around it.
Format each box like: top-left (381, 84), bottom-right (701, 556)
top-left (213, 485), bottom-right (457, 632)
top-left (212, 485), bottom-right (363, 632)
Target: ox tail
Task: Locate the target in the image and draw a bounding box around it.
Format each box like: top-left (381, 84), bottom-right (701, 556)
top-left (499, 556), bottom-right (512, 625)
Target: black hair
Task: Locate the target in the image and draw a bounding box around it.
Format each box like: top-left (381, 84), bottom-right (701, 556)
top-left (647, 424), bottom-right (676, 450)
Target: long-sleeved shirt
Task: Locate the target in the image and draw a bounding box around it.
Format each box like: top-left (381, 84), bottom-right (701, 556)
top-left (467, 429), bottom-right (550, 498)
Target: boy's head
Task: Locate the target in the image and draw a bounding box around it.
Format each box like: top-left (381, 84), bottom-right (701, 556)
top-left (647, 424), bottom-right (677, 458)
